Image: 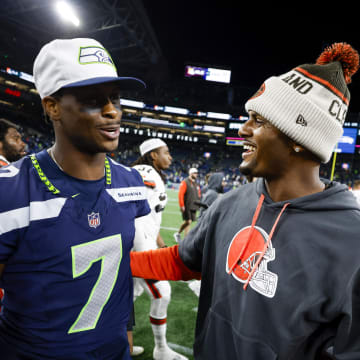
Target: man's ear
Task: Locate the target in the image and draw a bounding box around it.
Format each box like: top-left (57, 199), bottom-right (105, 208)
top-left (42, 96), bottom-right (61, 122)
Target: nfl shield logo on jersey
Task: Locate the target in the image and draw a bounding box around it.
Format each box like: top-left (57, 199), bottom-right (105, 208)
top-left (88, 212), bottom-right (101, 228)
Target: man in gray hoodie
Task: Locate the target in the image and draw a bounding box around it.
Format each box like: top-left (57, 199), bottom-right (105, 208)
top-left (198, 172), bottom-right (225, 219)
top-left (131, 43), bottom-right (360, 359)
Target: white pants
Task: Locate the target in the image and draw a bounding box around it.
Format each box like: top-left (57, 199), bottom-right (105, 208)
top-left (133, 278), bottom-right (171, 319)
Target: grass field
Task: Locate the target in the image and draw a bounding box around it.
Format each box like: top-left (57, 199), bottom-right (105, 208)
top-left (132, 188), bottom-right (199, 360)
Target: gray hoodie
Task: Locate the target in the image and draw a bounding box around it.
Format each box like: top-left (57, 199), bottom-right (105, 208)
top-left (199, 172), bottom-right (224, 218)
top-left (179, 178), bottom-right (360, 359)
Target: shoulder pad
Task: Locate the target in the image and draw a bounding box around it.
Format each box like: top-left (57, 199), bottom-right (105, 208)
top-left (132, 165), bottom-right (157, 188)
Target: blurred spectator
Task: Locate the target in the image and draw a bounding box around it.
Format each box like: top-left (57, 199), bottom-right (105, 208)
top-left (351, 179), bottom-right (360, 204)
top-left (198, 172), bottom-right (226, 219)
top-left (0, 119), bottom-right (27, 166)
top-left (174, 168), bottom-right (201, 242)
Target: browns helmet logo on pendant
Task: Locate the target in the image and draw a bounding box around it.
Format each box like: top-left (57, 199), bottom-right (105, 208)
top-left (226, 225), bottom-right (278, 298)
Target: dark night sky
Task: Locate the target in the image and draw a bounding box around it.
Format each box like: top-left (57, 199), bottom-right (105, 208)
top-left (142, 1), bottom-right (360, 113)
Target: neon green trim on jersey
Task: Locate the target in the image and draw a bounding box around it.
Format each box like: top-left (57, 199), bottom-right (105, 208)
top-left (30, 154), bottom-right (112, 196)
top-left (105, 157), bottom-right (111, 185)
top-left (30, 154), bottom-right (60, 195)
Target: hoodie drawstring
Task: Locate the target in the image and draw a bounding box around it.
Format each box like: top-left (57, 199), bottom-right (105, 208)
top-left (227, 194), bottom-right (265, 274)
top-left (228, 193), bottom-right (290, 291)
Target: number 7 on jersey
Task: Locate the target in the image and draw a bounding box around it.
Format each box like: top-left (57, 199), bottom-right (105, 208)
top-left (68, 234), bottom-right (123, 334)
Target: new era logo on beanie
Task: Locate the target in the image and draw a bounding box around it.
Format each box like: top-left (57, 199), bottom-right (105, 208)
top-left (245, 43), bottom-right (359, 163)
top-left (33, 38), bottom-right (146, 99)
top-left (296, 115), bottom-right (307, 127)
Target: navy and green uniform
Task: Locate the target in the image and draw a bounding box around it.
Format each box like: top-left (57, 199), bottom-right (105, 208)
top-left (0, 149), bottom-right (150, 359)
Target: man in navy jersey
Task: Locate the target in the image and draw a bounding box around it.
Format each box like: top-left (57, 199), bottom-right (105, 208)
top-left (0, 38), bottom-right (149, 359)
top-left (0, 119), bottom-right (27, 316)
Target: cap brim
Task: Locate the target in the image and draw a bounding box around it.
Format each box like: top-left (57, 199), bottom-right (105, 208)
top-left (62, 76), bottom-right (146, 91)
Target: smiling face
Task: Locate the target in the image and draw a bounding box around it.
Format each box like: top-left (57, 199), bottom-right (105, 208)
top-left (239, 111), bottom-right (294, 180)
top-left (45, 83), bottom-right (123, 154)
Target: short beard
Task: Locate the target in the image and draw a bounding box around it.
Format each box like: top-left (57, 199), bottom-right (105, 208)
top-left (2, 140), bottom-right (22, 162)
top-left (239, 164), bottom-right (252, 176)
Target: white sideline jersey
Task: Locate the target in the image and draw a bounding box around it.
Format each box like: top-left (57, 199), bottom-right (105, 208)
top-left (132, 165), bottom-right (167, 251)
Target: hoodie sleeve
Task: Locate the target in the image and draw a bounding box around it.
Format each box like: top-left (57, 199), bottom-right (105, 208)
top-left (332, 269), bottom-right (360, 359)
top-left (202, 190), bottom-right (218, 208)
top-left (178, 180), bottom-right (187, 208)
top-left (130, 245), bottom-right (201, 281)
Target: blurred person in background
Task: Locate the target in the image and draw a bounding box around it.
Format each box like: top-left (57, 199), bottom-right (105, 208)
top-left (0, 119), bottom-right (26, 320)
top-left (351, 179), bottom-right (360, 204)
top-left (174, 167), bottom-right (201, 242)
top-left (188, 171), bottom-right (226, 298)
top-left (200, 171), bottom-right (212, 195)
top-left (0, 118), bottom-right (27, 316)
top-left (0, 118), bottom-right (27, 167)
top-left (131, 138), bottom-right (187, 360)
top-left (197, 172), bottom-right (226, 219)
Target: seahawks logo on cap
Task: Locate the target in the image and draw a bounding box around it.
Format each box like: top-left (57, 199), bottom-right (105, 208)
top-left (79, 46), bottom-right (114, 66)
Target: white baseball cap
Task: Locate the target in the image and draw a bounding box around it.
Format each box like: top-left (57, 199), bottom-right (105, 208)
top-left (33, 38), bottom-right (146, 99)
top-left (139, 138), bottom-right (167, 156)
top-left (189, 167), bottom-right (198, 175)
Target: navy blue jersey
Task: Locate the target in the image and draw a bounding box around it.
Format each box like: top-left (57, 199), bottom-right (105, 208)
top-left (0, 150), bottom-right (150, 358)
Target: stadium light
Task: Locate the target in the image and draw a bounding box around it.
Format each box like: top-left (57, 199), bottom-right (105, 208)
top-left (207, 112), bottom-right (231, 120)
top-left (56, 1), bottom-right (80, 27)
top-left (164, 106), bottom-right (189, 115)
top-left (120, 99), bottom-right (145, 109)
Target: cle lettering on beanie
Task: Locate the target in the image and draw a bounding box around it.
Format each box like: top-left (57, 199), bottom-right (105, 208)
top-left (245, 43), bottom-right (359, 163)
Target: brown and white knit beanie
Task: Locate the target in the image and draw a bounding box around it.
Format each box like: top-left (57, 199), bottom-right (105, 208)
top-left (245, 43), bottom-right (359, 163)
